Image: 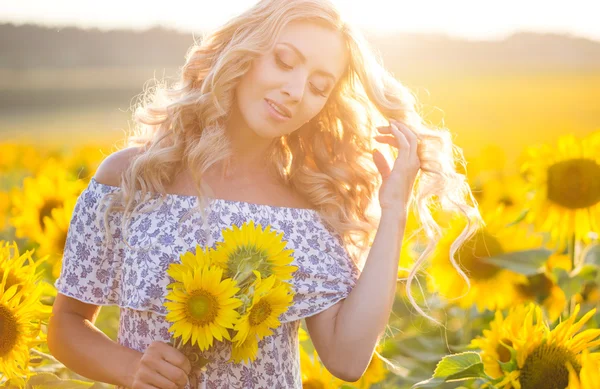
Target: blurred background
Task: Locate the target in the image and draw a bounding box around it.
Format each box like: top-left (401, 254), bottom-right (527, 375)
top-left (1, 0), bottom-right (599, 166)
top-left (1, 1), bottom-right (600, 388)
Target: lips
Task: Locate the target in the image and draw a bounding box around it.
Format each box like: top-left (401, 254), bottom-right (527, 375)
top-left (265, 99), bottom-right (292, 118)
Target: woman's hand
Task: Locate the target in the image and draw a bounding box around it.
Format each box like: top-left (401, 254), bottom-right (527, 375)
top-left (372, 119), bottom-right (421, 215)
top-left (130, 341), bottom-right (192, 389)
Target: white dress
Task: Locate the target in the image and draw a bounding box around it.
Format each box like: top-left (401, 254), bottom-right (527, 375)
top-left (55, 177), bottom-right (361, 388)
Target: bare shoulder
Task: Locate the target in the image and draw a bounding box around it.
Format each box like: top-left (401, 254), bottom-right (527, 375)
top-left (93, 146), bottom-right (144, 187)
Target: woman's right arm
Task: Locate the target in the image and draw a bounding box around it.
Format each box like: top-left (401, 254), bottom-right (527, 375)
top-left (48, 294), bottom-right (192, 389)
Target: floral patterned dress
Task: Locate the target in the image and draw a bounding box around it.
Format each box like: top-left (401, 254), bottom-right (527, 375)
top-left (55, 177), bottom-right (362, 389)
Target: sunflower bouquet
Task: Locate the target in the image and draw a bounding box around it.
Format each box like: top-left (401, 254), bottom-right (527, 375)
top-left (163, 220), bottom-right (297, 373)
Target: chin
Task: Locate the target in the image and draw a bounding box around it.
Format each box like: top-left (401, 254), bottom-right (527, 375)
top-left (249, 121), bottom-right (279, 139)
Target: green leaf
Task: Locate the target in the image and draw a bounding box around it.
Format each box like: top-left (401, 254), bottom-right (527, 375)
top-left (411, 352), bottom-right (491, 388)
top-left (496, 342), bottom-right (518, 373)
top-left (433, 352), bottom-right (485, 379)
top-left (556, 270), bottom-right (583, 297)
top-left (479, 249), bottom-right (552, 276)
top-left (584, 244), bottom-right (600, 266)
top-left (572, 264), bottom-right (598, 282)
top-left (555, 264), bottom-right (599, 298)
top-left (505, 209), bottom-right (529, 227)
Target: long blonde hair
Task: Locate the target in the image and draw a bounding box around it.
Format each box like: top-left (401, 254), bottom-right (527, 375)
top-left (105, 0), bottom-right (483, 329)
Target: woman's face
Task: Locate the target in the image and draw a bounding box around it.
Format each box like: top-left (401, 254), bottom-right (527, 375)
top-left (234, 20), bottom-right (348, 139)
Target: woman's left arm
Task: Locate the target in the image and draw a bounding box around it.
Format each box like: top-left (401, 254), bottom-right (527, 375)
top-left (331, 209), bottom-right (407, 380)
top-left (305, 119), bottom-right (420, 381)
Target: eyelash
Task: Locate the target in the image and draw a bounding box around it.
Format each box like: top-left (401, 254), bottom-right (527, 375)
top-left (275, 55), bottom-right (328, 97)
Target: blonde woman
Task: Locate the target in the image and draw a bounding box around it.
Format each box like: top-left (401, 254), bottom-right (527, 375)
top-left (48, 0), bottom-right (482, 388)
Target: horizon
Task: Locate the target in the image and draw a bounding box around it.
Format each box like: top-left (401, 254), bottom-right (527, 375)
top-left (1, 0), bottom-right (600, 43)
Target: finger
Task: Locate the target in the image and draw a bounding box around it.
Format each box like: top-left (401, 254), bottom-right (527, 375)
top-left (374, 136), bottom-right (402, 157)
top-left (160, 345), bottom-right (192, 375)
top-left (389, 123), bottom-right (410, 150)
top-left (372, 148), bottom-right (392, 179)
top-left (374, 135), bottom-right (396, 145)
top-left (390, 120), bottom-right (419, 161)
top-left (376, 128), bottom-right (407, 150)
top-left (390, 120), bottom-right (418, 143)
top-left (137, 384), bottom-right (161, 389)
top-left (139, 366), bottom-right (177, 389)
top-left (154, 359), bottom-right (189, 388)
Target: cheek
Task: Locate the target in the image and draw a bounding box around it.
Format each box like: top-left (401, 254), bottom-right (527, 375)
top-left (296, 100), bottom-right (326, 125)
top-left (247, 57), bottom-right (276, 87)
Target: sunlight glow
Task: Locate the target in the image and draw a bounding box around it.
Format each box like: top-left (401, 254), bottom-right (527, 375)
top-left (0, 0), bottom-right (598, 41)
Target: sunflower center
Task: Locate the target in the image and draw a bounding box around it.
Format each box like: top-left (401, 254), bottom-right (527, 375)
top-left (457, 230), bottom-right (504, 280)
top-left (226, 245), bottom-right (272, 282)
top-left (38, 198), bottom-right (63, 230)
top-left (302, 379), bottom-right (325, 389)
top-left (186, 291), bottom-right (219, 325)
top-left (519, 342), bottom-right (580, 389)
top-left (496, 338), bottom-right (513, 363)
top-left (581, 282), bottom-right (599, 302)
top-left (515, 274), bottom-right (554, 301)
top-left (0, 304), bottom-right (18, 357)
top-left (547, 158), bottom-right (600, 209)
top-left (248, 299), bottom-right (272, 326)
top-left (498, 195), bottom-right (515, 207)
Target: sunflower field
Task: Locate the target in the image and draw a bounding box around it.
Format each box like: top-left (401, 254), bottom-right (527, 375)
top-left (1, 129), bottom-right (600, 389)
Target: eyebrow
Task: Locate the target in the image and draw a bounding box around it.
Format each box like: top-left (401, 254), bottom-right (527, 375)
top-left (278, 42), bottom-right (337, 83)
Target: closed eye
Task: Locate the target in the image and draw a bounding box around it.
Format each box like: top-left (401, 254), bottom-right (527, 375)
top-left (276, 54), bottom-right (328, 97)
top-left (310, 83), bottom-right (327, 97)
top-left (275, 55), bottom-right (293, 70)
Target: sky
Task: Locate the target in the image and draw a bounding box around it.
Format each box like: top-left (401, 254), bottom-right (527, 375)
top-left (2, 0), bottom-right (599, 42)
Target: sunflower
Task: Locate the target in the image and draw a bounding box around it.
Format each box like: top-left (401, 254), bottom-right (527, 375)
top-left (167, 245), bottom-right (216, 287)
top-left (0, 241), bottom-right (46, 303)
top-left (466, 143), bottom-right (528, 223)
top-left (0, 255), bottom-right (47, 384)
top-left (0, 191), bottom-right (9, 232)
top-left (520, 132), bottom-right (600, 250)
top-left (514, 253), bottom-right (571, 323)
top-left (36, 197), bottom-right (76, 279)
top-left (10, 159), bottom-right (84, 243)
top-left (574, 282), bottom-right (600, 305)
top-left (164, 264), bottom-right (242, 352)
top-left (426, 216), bottom-right (539, 312)
top-left (471, 303), bottom-right (600, 389)
top-left (475, 174), bottom-right (530, 226)
top-left (65, 144), bottom-right (109, 180)
top-left (231, 270), bottom-right (293, 347)
top-left (229, 335), bottom-right (259, 365)
top-left (0, 143), bottom-right (41, 174)
top-left (211, 220), bottom-right (297, 288)
top-left (566, 349), bottom-right (600, 389)
top-left (467, 144), bottom-right (508, 177)
top-left (468, 303), bottom-right (547, 380)
top-left (300, 347), bottom-right (341, 388)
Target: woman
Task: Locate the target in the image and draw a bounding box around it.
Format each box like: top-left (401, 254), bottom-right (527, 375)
top-left (48, 0), bottom-right (482, 388)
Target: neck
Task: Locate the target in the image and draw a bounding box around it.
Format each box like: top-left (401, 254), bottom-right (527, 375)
top-left (222, 105), bottom-right (275, 178)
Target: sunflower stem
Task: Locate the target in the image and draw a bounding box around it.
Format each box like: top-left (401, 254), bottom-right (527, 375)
top-left (568, 234), bottom-right (577, 318)
top-left (461, 306), bottom-right (472, 345)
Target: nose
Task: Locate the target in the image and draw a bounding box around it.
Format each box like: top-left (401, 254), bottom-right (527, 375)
top-left (281, 74), bottom-right (306, 103)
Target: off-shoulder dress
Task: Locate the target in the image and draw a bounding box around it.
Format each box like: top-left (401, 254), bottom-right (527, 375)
top-left (55, 177), bottom-right (361, 389)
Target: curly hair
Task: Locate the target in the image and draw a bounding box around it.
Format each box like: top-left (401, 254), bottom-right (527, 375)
top-left (103, 0), bottom-right (484, 331)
